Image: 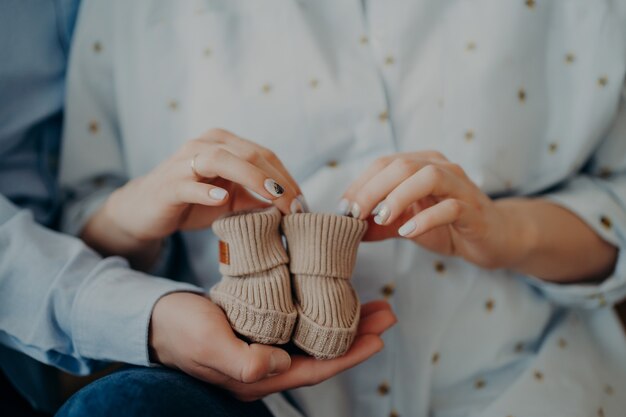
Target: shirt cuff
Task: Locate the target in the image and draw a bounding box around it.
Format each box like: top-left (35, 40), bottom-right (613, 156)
top-left (72, 265), bottom-right (204, 366)
top-left (522, 175), bottom-right (626, 308)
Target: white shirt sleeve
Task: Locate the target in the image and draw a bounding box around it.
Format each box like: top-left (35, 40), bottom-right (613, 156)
top-left (60, 0), bottom-right (125, 236)
top-left (524, 86), bottom-right (626, 309)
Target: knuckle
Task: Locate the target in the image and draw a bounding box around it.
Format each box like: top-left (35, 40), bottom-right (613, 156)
top-left (240, 357), bottom-right (266, 384)
top-left (426, 150), bottom-right (447, 161)
top-left (447, 199), bottom-right (463, 217)
top-left (422, 164), bottom-right (443, 183)
top-left (259, 148), bottom-right (277, 161)
top-left (392, 158), bottom-right (417, 176)
top-left (181, 138), bottom-right (202, 154)
top-left (446, 163), bottom-right (465, 177)
top-left (372, 157), bottom-right (391, 171)
top-left (242, 150), bottom-right (261, 164)
top-left (172, 183), bottom-right (185, 202)
top-left (357, 188), bottom-right (378, 205)
top-left (206, 146), bottom-right (227, 161)
top-left (206, 128), bottom-right (230, 138)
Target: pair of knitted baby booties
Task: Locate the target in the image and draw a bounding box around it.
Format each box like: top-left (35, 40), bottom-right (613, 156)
top-left (209, 207), bottom-right (367, 360)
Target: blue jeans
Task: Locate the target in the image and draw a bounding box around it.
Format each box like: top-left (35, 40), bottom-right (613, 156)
top-left (55, 367), bottom-right (274, 417)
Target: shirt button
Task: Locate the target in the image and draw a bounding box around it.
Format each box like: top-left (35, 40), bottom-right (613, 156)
top-left (377, 381), bottom-right (390, 395)
top-left (378, 110), bottom-right (389, 123)
top-left (389, 410), bottom-right (400, 417)
top-left (381, 283), bottom-right (395, 298)
top-left (600, 215), bottom-right (612, 230)
top-left (434, 261), bottom-right (446, 274)
top-left (599, 167), bottom-right (613, 178)
top-left (326, 159), bottom-right (339, 168)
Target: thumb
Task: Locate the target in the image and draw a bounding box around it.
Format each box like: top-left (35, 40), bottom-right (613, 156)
top-left (213, 337), bottom-right (292, 383)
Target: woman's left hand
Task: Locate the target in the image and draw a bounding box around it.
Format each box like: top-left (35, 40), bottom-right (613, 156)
top-left (340, 151), bottom-right (530, 270)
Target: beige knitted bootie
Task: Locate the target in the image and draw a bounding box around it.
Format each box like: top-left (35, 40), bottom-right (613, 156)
top-left (282, 213), bottom-right (367, 359)
top-left (210, 207), bottom-right (297, 345)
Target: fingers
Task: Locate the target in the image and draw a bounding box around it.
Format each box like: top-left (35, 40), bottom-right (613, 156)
top-left (340, 157), bottom-right (394, 215)
top-left (344, 158), bottom-right (428, 220)
top-left (340, 151), bottom-right (450, 217)
top-left (343, 155), bottom-right (471, 232)
top-left (217, 302), bottom-right (396, 402)
top-left (358, 306), bottom-right (398, 335)
top-left (187, 130), bottom-right (304, 214)
top-left (379, 164), bottom-right (468, 226)
top-left (360, 300), bottom-right (393, 317)
top-left (289, 334), bottom-right (384, 385)
top-left (190, 146), bottom-right (298, 214)
top-left (223, 136), bottom-right (307, 211)
top-left (397, 198), bottom-right (478, 239)
top-left (229, 333), bottom-right (385, 401)
top-left (169, 181), bottom-right (229, 207)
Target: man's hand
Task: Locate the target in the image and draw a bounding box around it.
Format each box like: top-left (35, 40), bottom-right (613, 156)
top-left (149, 293), bottom-right (396, 401)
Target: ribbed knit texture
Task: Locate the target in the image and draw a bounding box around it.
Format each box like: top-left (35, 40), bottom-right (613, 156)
top-left (211, 208), bottom-right (289, 276)
top-left (282, 213), bottom-right (367, 359)
top-left (210, 207), bottom-right (296, 345)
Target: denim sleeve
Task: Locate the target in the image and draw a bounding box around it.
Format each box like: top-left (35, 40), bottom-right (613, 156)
top-left (0, 195), bottom-right (203, 375)
top-left (523, 88), bottom-right (626, 309)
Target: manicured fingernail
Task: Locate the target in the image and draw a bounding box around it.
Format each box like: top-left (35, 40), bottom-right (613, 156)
top-left (297, 194), bottom-right (310, 213)
top-left (374, 204), bottom-right (391, 225)
top-left (337, 199), bottom-right (350, 215)
top-left (290, 198), bottom-right (304, 213)
top-left (264, 179), bottom-right (284, 197)
top-left (350, 202), bottom-right (361, 219)
top-left (372, 202), bottom-right (384, 216)
top-left (398, 220), bottom-right (416, 237)
top-left (208, 187), bottom-right (228, 201)
top-left (268, 351), bottom-right (291, 375)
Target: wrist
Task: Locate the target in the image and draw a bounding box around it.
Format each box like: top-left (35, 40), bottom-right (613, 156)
top-left (83, 191), bottom-right (163, 269)
top-left (148, 293), bottom-right (178, 367)
top-left (493, 198), bottom-right (540, 270)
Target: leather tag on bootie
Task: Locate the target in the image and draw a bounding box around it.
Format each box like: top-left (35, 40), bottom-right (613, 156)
top-left (219, 240), bottom-right (230, 265)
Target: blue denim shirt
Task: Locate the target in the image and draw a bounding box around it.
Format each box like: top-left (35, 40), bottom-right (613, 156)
top-left (0, 0), bottom-right (201, 411)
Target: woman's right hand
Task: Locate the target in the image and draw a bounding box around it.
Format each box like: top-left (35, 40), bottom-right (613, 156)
top-left (149, 293), bottom-right (397, 402)
top-left (82, 129), bottom-right (304, 268)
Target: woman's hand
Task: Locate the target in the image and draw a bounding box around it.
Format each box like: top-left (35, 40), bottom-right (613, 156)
top-left (82, 129), bottom-right (305, 268)
top-left (340, 151), bottom-right (530, 270)
top-left (341, 151), bottom-right (618, 282)
top-left (150, 293), bottom-right (396, 402)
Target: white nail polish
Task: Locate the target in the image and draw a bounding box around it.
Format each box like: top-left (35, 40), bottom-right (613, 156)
top-left (209, 187), bottom-right (228, 200)
top-left (264, 179), bottom-right (284, 198)
top-left (374, 204), bottom-right (390, 225)
top-left (290, 199), bottom-right (304, 213)
top-left (372, 202), bottom-right (384, 216)
top-left (337, 199), bottom-right (350, 215)
top-left (297, 194), bottom-right (310, 213)
top-left (350, 202), bottom-right (361, 219)
top-left (398, 220), bottom-right (417, 237)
